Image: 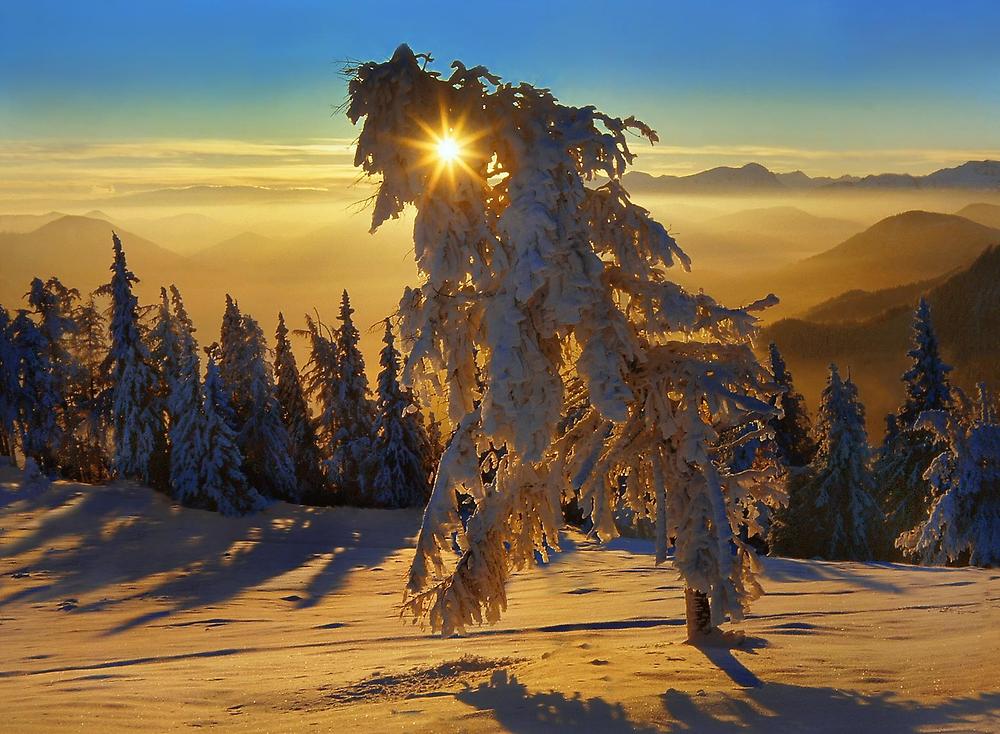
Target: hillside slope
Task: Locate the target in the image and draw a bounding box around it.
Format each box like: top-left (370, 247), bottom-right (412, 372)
top-left (715, 210), bottom-right (1000, 318)
top-left (764, 246), bottom-right (1000, 433)
top-left (0, 471), bottom-right (997, 732)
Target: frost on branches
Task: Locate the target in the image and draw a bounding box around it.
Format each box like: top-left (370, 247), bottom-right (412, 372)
top-left (876, 298), bottom-right (953, 556)
top-left (347, 45), bottom-right (783, 637)
top-left (274, 312), bottom-right (328, 502)
top-left (219, 296), bottom-right (298, 502)
top-left (100, 234), bottom-right (167, 486)
top-left (779, 364), bottom-right (880, 561)
top-left (368, 319), bottom-right (435, 508)
top-left (900, 385), bottom-right (1000, 567)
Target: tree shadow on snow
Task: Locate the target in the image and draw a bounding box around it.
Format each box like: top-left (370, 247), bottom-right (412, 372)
top-left (762, 557), bottom-right (903, 594)
top-left (660, 683), bottom-right (1000, 733)
top-left (0, 480), bottom-right (413, 632)
top-left (455, 669), bottom-right (663, 734)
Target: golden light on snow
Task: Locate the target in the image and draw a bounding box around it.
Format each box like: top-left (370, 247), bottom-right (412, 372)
top-left (435, 135), bottom-right (461, 163)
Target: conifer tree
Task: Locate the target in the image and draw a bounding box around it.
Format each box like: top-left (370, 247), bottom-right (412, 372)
top-left (768, 343), bottom-right (817, 467)
top-left (0, 307), bottom-right (20, 465)
top-left (348, 47), bottom-right (785, 638)
top-left (19, 278), bottom-right (80, 474)
top-left (300, 313), bottom-right (339, 481)
top-left (100, 233), bottom-right (167, 485)
top-left (166, 286), bottom-right (202, 501)
top-left (274, 312), bottom-right (327, 502)
top-left (899, 383), bottom-right (1000, 566)
top-left (149, 287), bottom-right (182, 417)
top-left (329, 290), bottom-right (375, 502)
top-left (775, 365), bottom-right (880, 560)
top-left (62, 295), bottom-right (112, 482)
top-left (369, 319), bottom-right (434, 507)
top-left (217, 298), bottom-right (297, 501)
top-left (192, 349), bottom-right (266, 516)
top-left (876, 298), bottom-right (953, 555)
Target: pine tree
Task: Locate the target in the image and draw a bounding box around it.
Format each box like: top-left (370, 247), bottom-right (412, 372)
top-left (100, 233), bottom-right (167, 485)
top-left (149, 287), bottom-right (182, 419)
top-left (300, 313), bottom-right (340, 491)
top-left (329, 290), bottom-right (375, 503)
top-left (274, 312), bottom-right (327, 502)
top-left (0, 307), bottom-right (22, 465)
top-left (899, 383), bottom-right (1000, 566)
top-left (768, 343), bottom-right (817, 467)
top-left (368, 319), bottom-right (434, 508)
top-left (192, 349), bottom-right (266, 516)
top-left (217, 297), bottom-right (297, 501)
top-left (875, 298), bottom-right (953, 556)
top-left (348, 47), bottom-right (785, 638)
top-left (775, 365), bottom-right (880, 560)
top-left (18, 278), bottom-right (81, 475)
top-left (62, 295), bottom-right (112, 482)
top-left (166, 286), bottom-right (202, 502)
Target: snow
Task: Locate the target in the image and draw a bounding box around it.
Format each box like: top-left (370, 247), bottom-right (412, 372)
top-left (1, 468), bottom-right (997, 732)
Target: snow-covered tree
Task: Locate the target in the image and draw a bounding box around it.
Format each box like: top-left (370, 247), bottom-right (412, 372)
top-left (218, 297), bottom-right (297, 502)
top-left (165, 285), bottom-right (202, 502)
top-left (328, 290), bottom-right (375, 503)
top-left (61, 295), bottom-right (112, 482)
top-left (274, 312), bottom-right (327, 502)
top-left (299, 312), bottom-right (340, 492)
top-left (100, 233), bottom-right (167, 486)
top-left (875, 298), bottom-right (953, 555)
top-left (18, 277), bottom-right (80, 474)
top-left (768, 342), bottom-right (817, 467)
top-left (368, 319), bottom-right (435, 508)
top-left (775, 365), bottom-right (880, 560)
top-left (149, 287), bottom-right (182, 418)
top-left (0, 307), bottom-right (20, 465)
top-left (899, 384), bottom-right (1000, 566)
top-left (191, 348), bottom-right (266, 516)
top-left (347, 46), bottom-right (785, 638)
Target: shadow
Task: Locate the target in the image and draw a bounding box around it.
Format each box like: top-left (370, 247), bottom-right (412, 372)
top-left (660, 684), bottom-right (1000, 733)
top-left (456, 670), bottom-right (662, 734)
top-left (0, 479), bottom-right (414, 632)
top-left (762, 557), bottom-right (902, 594)
top-left (689, 636), bottom-right (767, 688)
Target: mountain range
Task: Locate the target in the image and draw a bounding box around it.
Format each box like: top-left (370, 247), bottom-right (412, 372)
top-left (624, 160), bottom-right (1000, 193)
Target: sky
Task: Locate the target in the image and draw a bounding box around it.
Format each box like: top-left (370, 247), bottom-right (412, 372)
top-left (2, 0), bottom-right (1000, 201)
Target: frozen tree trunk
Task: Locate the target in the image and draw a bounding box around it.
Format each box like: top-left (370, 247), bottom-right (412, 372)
top-left (685, 588), bottom-right (713, 639)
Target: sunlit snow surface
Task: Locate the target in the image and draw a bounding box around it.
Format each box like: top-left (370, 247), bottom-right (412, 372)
top-left (0, 468), bottom-right (997, 732)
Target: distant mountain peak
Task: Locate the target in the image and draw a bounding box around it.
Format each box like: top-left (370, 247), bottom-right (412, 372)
top-left (622, 159), bottom-right (1000, 193)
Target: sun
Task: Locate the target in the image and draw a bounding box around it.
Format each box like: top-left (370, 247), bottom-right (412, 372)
top-left (436, 135), bottom-right (461, 163)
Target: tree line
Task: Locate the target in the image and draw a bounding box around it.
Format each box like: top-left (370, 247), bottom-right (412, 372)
top-left (765, 297), bottom-right (999, 567)
top-left (0, 233), bottom-right (441, 512)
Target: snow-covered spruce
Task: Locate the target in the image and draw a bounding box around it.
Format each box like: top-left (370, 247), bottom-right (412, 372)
top-left (218, 296), bottom-right (298, 502)
top-left (768, 342), bottom-right (817, 468)
top-left (149, 287), bottom-right (182, 420)
top-left (899, 383), bottom-right (1000, 566)
top-left (776, 364), bottom-right (880, 560)
top-left (347, 46), bottom-right (784, 638)
top-left (193, 349), bottom-right (266, 516)
top-left (299, 312), bottom-right (340, 491)
top-left (61, 295), bottom-right (112, 482)
top-left (368, 319), bottom-right (435, 508)
top-left (19, 277), bottom-right (81, 475)
top-left (165, 286), bottom-right (203, 504)
top-left (0, 307), bottom-right (20, 464)
top-left (274, 312), bottom-right (327, 502)
top-left (328, 291), bottom-right (375, 504)
top-left (100, 233), bottom-right (167, 485)
top-left (875, 298), bottom-right (953, 556)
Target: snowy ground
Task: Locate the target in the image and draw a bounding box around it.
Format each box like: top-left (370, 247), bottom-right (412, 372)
top-left (0, 469), bottom-right (997, 733)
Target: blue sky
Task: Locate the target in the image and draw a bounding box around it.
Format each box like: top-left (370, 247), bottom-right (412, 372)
top-left (2, 0), bottom-right (999, 188)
